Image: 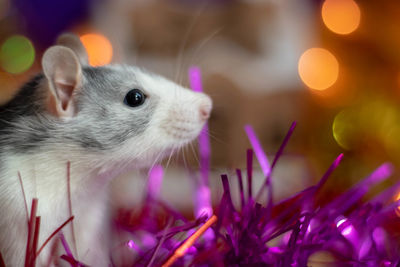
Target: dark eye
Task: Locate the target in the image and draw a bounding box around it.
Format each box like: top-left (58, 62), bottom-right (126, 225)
top-left (124, 89), bottom-right (146, 107)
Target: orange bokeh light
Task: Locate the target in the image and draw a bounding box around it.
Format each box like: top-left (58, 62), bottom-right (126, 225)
top-left (80, 33), bottom-right (113, 67)
top-left (298, 48), bottom-right (339, 91)
top-left (322, 0), bottom-right (361, 35)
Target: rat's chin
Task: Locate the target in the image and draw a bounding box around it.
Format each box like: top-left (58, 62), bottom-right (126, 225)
top-left (141, 139), bottom-right (198, 167)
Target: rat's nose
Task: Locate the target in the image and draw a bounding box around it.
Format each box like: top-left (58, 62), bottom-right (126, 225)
top-left (199, 95), bottom-right (212, 121)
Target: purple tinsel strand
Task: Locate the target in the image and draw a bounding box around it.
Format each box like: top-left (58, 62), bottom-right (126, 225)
top-left (189, 66), bottom-right (212, 220)
top-left (189, 66), bottom-right (214, 245)
top-left (194, 185), bottom-right (213, 219)
top-left (256, 122), bottom-right (297, 204)
top-left (59, 232), bottom-right (73, 259)
top-left (244, 125), bottom-right (271, 178)
top-left (271, 122), bottom-right (297, 171)
top-left (147, 165), bottom-right (164, 200)
top-left (221, 174), bottom-right (236, 213)
top-left (59, 232), bottom-right (84, 267)
top-left (319, 163), bottom-right (393, 220)
top-left (188, 66), bottom-right (211, 187)
top-left (199, 124), bottom-right (211, 187)
top-left (155, 217), bottom-right (206, 240)
top-left (316, 153), bottom-right (344, 189)
top-left (246, 149), bottom-right (253, 200)
top-left (236, 169), bottom-right (245, 210)
top-left (146, 217), bottom-right (173, 267)
top-left (188, 66), bottom-right (203, 93)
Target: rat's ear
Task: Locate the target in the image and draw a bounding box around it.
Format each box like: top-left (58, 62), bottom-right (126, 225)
top-left (56, 33), bottom-right (88, 65)
top-left (42, 45), bottom-right (82, 118)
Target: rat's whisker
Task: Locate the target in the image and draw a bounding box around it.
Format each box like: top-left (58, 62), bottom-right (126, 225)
top-left (189, 142), bottom-right (200, 167)
top-left (149, 150), bottom-right (164, 172)
top-left (164, 146), bottom-right (176, 172)
top-left (204, 129), bottom-right (225, 145)
top-left (187, 27), bottom-right (223, 71)
top-left (181, 145), bottom-right (189, 170)
top-left (174, 3), bottom-right (208, 85)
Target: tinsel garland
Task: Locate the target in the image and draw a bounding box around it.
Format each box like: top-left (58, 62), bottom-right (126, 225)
top-left (111, 125), bottom-right (400, 267)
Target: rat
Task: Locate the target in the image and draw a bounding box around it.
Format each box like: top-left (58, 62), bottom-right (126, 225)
top-left (0, 34), bottom-right (212, 266)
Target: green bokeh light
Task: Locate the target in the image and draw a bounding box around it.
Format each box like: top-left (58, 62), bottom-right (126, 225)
top-left (0, 35), bottom-right (35, 74)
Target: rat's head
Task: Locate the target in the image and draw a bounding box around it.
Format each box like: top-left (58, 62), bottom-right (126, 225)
top-left (39, 34), bottom-right (212, 168)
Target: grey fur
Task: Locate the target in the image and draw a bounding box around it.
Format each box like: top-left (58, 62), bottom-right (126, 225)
top-left (0, 65), bottom-right (157, 154)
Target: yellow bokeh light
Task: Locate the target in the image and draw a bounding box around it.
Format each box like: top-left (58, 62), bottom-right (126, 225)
top-left (80, 33), bottom-right (113, 67)
top-left (332, 110), bottom-right (352, 150)
top-left (332, 99), bottom-right (400, 151)
top-left (322, 0), bottom-right (361, 35)
top-left (298, 48), bottom-right (339, 91)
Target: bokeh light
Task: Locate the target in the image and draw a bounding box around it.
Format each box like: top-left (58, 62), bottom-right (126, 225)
top-left (80, 33), bottom-right (113, 67)
top-left (321, 0), bottom-right (361, 35)
top-left (0, 35), bottom-right (35, 74)
top-left (332, 110), bottom-right (352, 150)
top-left (333, 99), bottom-right (400, 151)
top-left (298, 48), bottom-right (339, 91)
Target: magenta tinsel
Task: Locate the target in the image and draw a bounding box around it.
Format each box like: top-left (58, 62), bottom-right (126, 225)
top-left (111, 136), bottom-right (400, 266)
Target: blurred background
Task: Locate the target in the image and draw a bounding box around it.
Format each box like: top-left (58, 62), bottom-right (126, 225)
top-left (0, 0), bottom-right (399, 209)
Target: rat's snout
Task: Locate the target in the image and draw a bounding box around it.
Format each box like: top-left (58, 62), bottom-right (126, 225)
top-left (198, 95), bottom-right (212, 122)
top-left (161, 91), bottom-right (212, 142)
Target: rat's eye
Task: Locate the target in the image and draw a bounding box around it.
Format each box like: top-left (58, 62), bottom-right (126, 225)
top-left (124, 89), bottom-right (146, 107)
